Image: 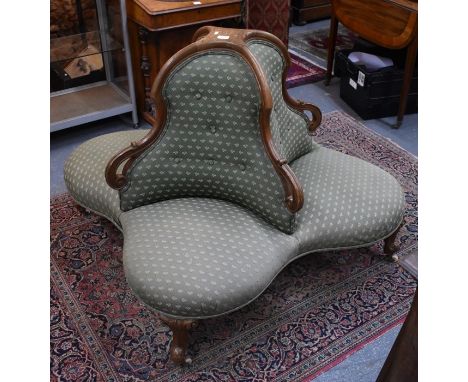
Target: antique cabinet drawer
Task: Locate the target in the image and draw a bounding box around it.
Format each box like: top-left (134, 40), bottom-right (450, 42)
top-left (293, 0), bottom-right (330, 7)
top-left (292, 0), bottom-right (331, 24)
top-left (126, 0), bottom-right (242, 124)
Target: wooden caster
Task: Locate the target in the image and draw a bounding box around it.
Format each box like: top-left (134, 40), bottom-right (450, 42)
top-left (160, 316), bottom-right (198, 365)
top-left (383, 221), bottom-right (404, 261)
top-left (388, 254), bottom-right (399, 263)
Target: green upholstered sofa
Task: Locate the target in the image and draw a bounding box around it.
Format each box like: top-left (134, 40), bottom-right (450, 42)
top-left (64, 26), bottom-right (405, 365)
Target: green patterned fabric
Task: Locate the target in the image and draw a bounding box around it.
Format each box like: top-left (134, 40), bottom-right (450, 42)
top-left (120, 198), bottom-right (298, 318)
top-left (247, 40), bottom-right (315, 163)
top-left (64, 130), bottom-right (147, 226)
top-left (116, 148), bottom-right (404, 319)
top-left (121, 51), bottom-right (296, 233)
top-left (63, 37), bottom-right (406, 320)
top-left (64, 134), bottom-right (405, 319)
top-left (291, 148), bottom-right (405, 252)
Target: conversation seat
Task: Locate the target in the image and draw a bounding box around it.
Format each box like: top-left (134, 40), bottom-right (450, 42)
top-left (64, 26), bottom-right (405, 365)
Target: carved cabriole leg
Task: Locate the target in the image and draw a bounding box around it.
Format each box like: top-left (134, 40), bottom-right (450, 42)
top-left (160, 316), bottom-right (198, 365)
top-left (383, 221), bottom-right (405, 262)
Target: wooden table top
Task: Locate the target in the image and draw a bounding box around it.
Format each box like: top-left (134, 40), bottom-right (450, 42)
top-left (333, 0), bottom-right (417, 49)
top-left (133, 0), bottom-right (241, 15)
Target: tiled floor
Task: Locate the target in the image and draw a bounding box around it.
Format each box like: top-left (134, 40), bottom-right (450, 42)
top-left (50, 19), bottom-right (417, 381)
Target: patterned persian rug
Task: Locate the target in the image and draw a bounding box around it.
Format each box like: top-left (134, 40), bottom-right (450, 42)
top-left (50, 111), bottom-right (417, 381)
top-left (286, 53), bottom-right (326, 88)
top-left (289, 26), bottom-right (357, 69)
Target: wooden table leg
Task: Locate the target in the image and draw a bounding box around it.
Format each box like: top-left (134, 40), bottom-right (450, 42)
top-left (325, 14), bottom-right (338, 86)
top-left (395, 35), bottom-right (417, 128)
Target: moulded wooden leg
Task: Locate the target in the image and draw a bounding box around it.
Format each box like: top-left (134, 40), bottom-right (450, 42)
top-left (160, 316), bottom-right (198, 365)
top-left (395, 35), bottom-right (418, 128)
top-left (383, 222), bottom-right (405, 262)
top-left (325, 15), bottom-right (338, 86)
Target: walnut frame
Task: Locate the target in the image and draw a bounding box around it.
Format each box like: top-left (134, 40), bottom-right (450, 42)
top-left (105, 26), bottom-right (322, 214)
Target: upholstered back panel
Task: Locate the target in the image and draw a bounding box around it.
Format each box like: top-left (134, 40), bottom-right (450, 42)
top-left (247, 40), bottom-right (315, 163)
top-left (119, 51), bottom-right (296, 233)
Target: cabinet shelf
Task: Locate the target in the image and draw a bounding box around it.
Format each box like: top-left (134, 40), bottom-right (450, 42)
top-left (50, 82), bottom-right (134, 132)
top-left (50, 0), bottom-right (138, 132)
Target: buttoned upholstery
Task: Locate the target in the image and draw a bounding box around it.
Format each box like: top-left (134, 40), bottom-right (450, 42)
top-left (247, 40), bottom-right (315, 163)
top-left (120, 51), bottom-right (297, 233)
top-left (63, 27), bottom-right (406, 321)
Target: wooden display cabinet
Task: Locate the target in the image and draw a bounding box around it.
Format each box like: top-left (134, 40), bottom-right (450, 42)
top-left (126, 0), bottom-right (242, 125)
top-left (50, 0), bottom-right (139, 132)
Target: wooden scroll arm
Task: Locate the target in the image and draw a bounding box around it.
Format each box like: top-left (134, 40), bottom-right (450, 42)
top-left (291, 100), bottom-right (322, 134)
top-left (105, 140), bottom-right (150, 190)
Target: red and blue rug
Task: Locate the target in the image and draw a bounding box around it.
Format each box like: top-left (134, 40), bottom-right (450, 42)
top-left (286, 53), bottom-right (326, 88)
top-left (286, 26), bottom-right (357, 88)
top-left (289, 26), bottom-right (357, 70)
top-left (50, 111), bottom-right (417, 381)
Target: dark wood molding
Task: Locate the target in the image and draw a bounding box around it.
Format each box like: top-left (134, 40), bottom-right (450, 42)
top-left (106, 26), bottom-right (323, 214)
top-left (137, 26), bottom-right (155, 115)
top-left (159, 316), bottom-right (198, 365)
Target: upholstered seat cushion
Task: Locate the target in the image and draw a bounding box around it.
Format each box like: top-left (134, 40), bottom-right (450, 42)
top-left (292, 147), bottom-right (405, 253)
top-left (64, 130), bottom-right (147, 226)
top-left (64, 131), bottom-right (405, 319)
top-left (119, 198), bottom-right (299, 318)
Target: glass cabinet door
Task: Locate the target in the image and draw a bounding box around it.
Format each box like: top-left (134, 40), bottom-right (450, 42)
top-left (50, 0), bottom-right (138, 131)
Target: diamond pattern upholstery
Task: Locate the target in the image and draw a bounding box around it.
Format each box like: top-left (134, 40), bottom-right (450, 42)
top-left (247, 40), bottom-right (314, 163)
top-left (121, 51), bottom-right (296, 233)
top-left (291, 147), bottom-right (405, 253)
top-left (64, 130), bottom-right (147, 226)
top-left (63, 28), bottom-right (405, 320)
top-left (121, 198), bottom-right (298, 318)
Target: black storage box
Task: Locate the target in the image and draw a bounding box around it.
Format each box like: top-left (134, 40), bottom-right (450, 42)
top-left (334, 49), bottom-right (417, 120)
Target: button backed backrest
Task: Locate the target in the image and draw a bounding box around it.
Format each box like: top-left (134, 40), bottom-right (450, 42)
top-left (247, 40), bottom-right (316, 163)
top-left (105, 27), bottom-right (322, 234)
top-left (119, 50), bottom-right (297, 233)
